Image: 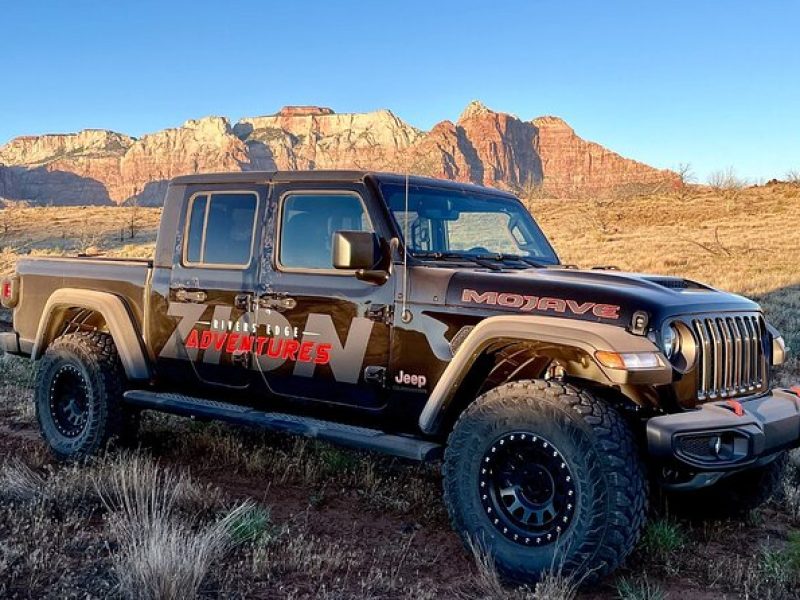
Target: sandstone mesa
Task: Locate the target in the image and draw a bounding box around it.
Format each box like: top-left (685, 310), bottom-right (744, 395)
top-left (0, 101), bottom-right (674, 205)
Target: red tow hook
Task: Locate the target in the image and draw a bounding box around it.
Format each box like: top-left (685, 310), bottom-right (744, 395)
top-left (725, 399), bottom-right (745, 417)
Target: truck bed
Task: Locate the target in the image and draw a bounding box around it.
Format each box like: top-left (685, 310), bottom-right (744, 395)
top-left (10, 255), bottom-right (152, 352)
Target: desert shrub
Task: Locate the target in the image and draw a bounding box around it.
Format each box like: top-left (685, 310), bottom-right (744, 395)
top-left (225, 503), bottom-right (272, 545)
top-left (640, 519), bottom-right (686, 565)
top-left (616, 575), bottom-right (666, 600)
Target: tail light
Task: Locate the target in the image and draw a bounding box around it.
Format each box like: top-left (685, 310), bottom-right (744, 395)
top-left (1, 275), bottom-right (19, 308)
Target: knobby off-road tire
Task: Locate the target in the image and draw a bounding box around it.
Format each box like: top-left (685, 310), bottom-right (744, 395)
top-left (666, 452), bottom-right (789, 519)
top-left (35, 332), bottom-right (139, 461)
top-left (443, 380), bottom-right (648, 586)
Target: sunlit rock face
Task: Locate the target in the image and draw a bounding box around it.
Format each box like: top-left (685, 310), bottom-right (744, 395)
top-left (0, 103), bottom-right (675, 205)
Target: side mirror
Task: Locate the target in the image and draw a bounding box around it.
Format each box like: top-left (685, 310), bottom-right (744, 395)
top-left (333, 230), bottom-right (380, 269)
top-left (332, 231), bottom-right (388, 284)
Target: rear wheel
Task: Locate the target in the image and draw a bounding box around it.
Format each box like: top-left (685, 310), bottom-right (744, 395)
top-left (35, 332), bottom-right (138, 461)
top-left (443, 380), bottom-right (647, 585)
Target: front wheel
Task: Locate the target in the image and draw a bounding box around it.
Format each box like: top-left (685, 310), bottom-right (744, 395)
top-left (443, 380), bottom-right (647, 586)
top-left (35, 332), bottom-right (137, 461)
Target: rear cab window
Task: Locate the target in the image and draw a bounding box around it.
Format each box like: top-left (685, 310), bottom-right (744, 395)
top-left (184, 191), bottom-right (259, 268)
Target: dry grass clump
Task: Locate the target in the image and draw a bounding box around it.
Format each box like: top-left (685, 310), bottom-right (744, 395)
top-left (107, 503), bottom-right (249, 600)
top-left (0, 457), bottom-right (104, 516)
top-left (93, 452), bottom-right (224, 519)
top-left (94, 453), bottom-right (249, 600)
top-left (457, 539), bottom-right (576, 600)
top-left (0, 458), bottom-right (46, 502)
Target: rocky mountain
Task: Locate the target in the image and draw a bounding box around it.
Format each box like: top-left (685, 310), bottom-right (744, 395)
top-left (0, 102), bottom-right (675, 205)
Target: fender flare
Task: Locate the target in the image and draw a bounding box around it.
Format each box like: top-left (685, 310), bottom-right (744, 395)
top-left (419, 314), bottom-right (672, 435)
top-left (31, 288), bottom-right (151, 381)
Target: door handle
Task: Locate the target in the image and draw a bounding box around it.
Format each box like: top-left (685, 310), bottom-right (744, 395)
top-left (258, 293), bottom-right (297, 312)
top-left (175, 289), bottom-right (207, 303)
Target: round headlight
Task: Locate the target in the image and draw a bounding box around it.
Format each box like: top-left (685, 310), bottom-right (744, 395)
top-left (662, 324), bottom-right (681, 359)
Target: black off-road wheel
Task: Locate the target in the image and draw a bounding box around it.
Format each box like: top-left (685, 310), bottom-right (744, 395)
top-left (35, 332), bottom-right (138, 461)
top-left (664, 452), bottom-right (789, 519)
top-left (443, 380), bottom-right (648, 586)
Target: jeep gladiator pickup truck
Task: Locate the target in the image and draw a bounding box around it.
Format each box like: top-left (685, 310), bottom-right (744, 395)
top-left (1, 170), bottom-right (797, 583)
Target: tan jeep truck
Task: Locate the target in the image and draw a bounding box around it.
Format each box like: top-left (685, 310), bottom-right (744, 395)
top-left (1, 170), bottom-right (797, 584)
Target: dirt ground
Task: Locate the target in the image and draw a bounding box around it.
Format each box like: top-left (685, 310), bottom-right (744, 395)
top-left (1, 182), bottom-right (799, 598)
top-left (1, 376), bottom-right (800, 599)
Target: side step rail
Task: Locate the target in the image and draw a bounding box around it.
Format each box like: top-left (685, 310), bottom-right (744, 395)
top-left (123, 390), bottom-right (442, 462)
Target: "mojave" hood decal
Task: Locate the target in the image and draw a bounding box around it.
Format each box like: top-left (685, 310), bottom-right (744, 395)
top-left (460, 288), bottom-right (621, 320)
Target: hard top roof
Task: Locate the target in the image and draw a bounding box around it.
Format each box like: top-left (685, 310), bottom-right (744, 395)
top-left (170, 170), bottom-right (517, 197)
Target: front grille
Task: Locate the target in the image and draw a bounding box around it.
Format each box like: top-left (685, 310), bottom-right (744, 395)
top-left (691, 314), bottom-right (767, 401)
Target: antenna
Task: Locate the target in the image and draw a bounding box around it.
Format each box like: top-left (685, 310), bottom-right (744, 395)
top-left (401, 173), bottom-right (411, 323)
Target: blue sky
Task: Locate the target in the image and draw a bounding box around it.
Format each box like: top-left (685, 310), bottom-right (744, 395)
top-left (1, 0), bottom-right (798, 181)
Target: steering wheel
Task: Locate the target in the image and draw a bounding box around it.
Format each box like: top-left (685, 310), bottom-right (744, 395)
top-left (466, 246), bottom-right (492, 255)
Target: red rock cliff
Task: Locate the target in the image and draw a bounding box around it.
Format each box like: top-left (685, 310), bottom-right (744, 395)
top-left (0, 103), bottom-right (675, 205)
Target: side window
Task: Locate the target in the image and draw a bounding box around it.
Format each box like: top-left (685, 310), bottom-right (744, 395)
top-left (279, 193), bottom-right (371, 270)
top-left (184, 192), bottom-right (258, 267)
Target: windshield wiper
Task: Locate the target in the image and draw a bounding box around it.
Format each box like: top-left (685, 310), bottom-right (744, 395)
top-left (410, 251), bottom-right (503, 271)
top-left (473, 253), bottom-right (549, 268)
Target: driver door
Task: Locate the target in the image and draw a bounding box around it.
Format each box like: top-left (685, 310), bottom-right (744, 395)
top-left (253, 182), bottom-right (395, 411)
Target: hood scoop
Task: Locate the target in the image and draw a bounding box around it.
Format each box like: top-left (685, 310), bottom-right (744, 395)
top-left (643, 276), bottom-right (708, 291)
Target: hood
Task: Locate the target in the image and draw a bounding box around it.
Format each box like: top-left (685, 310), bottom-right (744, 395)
top-left (444, 267), bottom-right (760, 328)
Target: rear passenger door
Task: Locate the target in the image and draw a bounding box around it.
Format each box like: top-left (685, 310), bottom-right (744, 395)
top-left (162, 185), bottom-right (264, 391)
top-left (253, 182), bottom-right (395, 411)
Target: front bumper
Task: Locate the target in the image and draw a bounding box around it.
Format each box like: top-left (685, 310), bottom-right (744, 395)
top-left (647, 388), bottom-right (800, 471)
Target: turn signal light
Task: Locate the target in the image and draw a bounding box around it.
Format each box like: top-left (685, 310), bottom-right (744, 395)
top-left (595, 351), bottom-right (663, 370)
top-left (0, 275), bottom-right (19, 308)
top-left (772, 335), bottom-right (788, 366)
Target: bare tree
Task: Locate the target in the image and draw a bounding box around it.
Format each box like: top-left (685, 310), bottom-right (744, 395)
top-left (707, 166), bottom-right (747, 209)
top-left (128, 200), bottom-right (141, 239)
top-left (786, 169), bottom-right (800, 185)
top-left (707, 166), bottom-right (746, 191)
top-left (674, 163), bottom-right (696, 201)
top-left (676, 163), bottom-right (695, 184)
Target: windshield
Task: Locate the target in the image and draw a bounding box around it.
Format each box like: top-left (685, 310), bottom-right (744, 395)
top-left (380, 182), bottom-right (559, 265)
